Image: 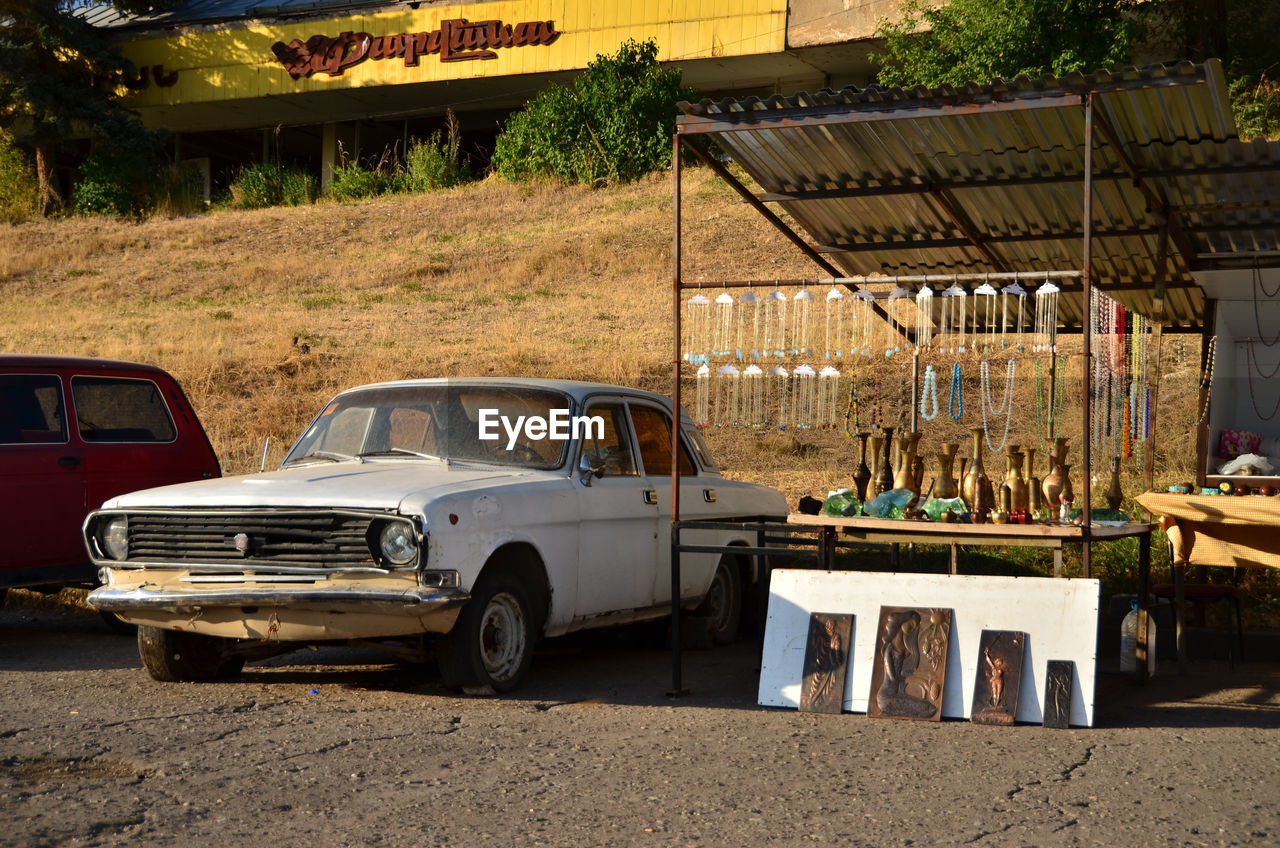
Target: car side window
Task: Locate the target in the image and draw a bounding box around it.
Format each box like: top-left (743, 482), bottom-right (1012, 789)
top-left (71, 377), bottom-right (177, 443)
top-left (581, 403), bottom-right (637, 477)
top-left (0, 375), bottom-right (67, 444)
top-left (630, 405), bottom-right (696, 476)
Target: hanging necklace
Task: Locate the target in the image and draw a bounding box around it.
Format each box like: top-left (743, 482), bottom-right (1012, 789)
top-left (846, 375), bottom-right (859, 435)
top-left (1034, 358), bottom-right (1063, 453)
top-left (1247, 341), bottom-right (1280, 421)
top-left (948, 362), bottom-right (964, 420)
top-left (980, 358), bottom-right (1016, 451)
top-left (920, 364), bottom-right (939, 421)
top-left (1255, 260), bottom-right (1280, 346)
top-left (1196, 337), bottom-right (1217, 424)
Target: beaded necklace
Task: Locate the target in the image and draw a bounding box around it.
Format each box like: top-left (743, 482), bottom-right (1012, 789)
top-left (1196, 337), bottom-right (1216, 424)
top-left (919, 364), bottom-right (939, 422)
top-left (948, 362), bottom-right (964, 420)
top-left (1034, 359), bottom-right (1063, 452)
top-left (979, 358), bottom-right (1016, 451)
top-left (845, 376), bottom-right (859, 435)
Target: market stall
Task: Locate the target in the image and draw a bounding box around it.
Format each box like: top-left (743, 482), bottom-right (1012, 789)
top-left (666, 59), bottom-right (1280, 704)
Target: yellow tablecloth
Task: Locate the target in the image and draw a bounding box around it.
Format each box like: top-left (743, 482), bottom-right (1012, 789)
top-left (1136, 492), bottom-right (1280, 569)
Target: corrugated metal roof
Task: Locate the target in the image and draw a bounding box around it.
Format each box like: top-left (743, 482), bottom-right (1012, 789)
top-left (676, 60), bottom-right (1280, 331)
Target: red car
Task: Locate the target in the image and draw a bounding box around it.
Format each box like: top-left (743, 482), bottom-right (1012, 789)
top-left (0, 355), bottom-right (220, 607)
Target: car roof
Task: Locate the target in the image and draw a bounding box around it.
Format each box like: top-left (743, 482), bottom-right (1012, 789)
top-left (337, 377), bottom-right (675, 408)
top-left (0, 354), bottom-right (171, 376)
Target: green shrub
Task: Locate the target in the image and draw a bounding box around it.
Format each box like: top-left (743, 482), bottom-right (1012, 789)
top-left (72, 116), bottom-right (168, 218)
top-left (1230, 75), bottom-right (1280, 140)
top-left (404, 111), bottom-right (472, 191)
top-left (329, 160), bottom-right (402, 200)
top-left (493, 38), bottom-right (689, 185)
top-left (0, 130), bottom-right (38, 223)
top-left (152, 161), bottom-right (207, 217)
top-left (230, 162), bottom-right (317, 208)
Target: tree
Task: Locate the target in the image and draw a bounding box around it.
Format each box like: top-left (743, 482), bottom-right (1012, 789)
top-left (493, 38), bottom-right (690, 185)
top-left (872, 0), bottom-right (1147, 88)
top-left (0, 0), bottom-right (159, 214)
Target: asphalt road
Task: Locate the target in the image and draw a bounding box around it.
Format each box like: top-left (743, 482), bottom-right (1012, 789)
top-left (2, 600), bottom-right (1277, 848)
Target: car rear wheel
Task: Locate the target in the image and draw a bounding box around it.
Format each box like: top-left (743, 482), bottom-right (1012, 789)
top-left (696, 556), bottom-right (742, 645)
top-left (137, 626), bottom-right (245, 682)
top-left (438, 571), bottom-right (536, 693)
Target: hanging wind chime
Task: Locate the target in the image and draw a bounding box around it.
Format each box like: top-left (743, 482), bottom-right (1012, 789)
top-left (791, 364), bottom-right (817, 428)
top-left (915, 285), bottom-right (935, 350)
top-left (693, 364), bottom-right (711, 427)
top-left (714, 363), bottom-right (740, 427)
top-left (972, 279), bottom-right (998, 355)
top-left (741, 364), bottom-right (765, 427)
top-left (683, 291), bottom-right (711, 365)
top-left (851, 289), bottom-right (876, 357)
top-left (792, 286), bottom-right (816, 358)
top-left (737, 287), bottom-right (761, 362)
top-left (1033, 278), bottom-right (1060, 354)
top-left (1001, 281), bottom-right (1027, 352)
top-left (817, 365), bottom-right (842, 428)
top-left (886, 285), bottom-right (915, 358)
top-left (763, 286), bottom-right (788, 358)
top-left (712, 290), bottom-right (735, 359)
top-left (767, 365), bottom-right (790, 428)
top-left (824, 285), bottom-right (845, 360)
top-left (940, 280), bottom-right (968, 355)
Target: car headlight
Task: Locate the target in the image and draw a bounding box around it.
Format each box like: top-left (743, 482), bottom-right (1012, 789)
top-left (100, 516), bottom-right (129, 561)
top-left (379, 521), bottom-right (418, 566)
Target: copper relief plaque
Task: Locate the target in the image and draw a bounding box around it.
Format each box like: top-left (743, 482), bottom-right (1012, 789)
top-left (799, 613), bottom-right (852, 714)
top-left (970, 629), bottom-right (1026, 725)
top-left (867, 607), bottom-right (952, 721)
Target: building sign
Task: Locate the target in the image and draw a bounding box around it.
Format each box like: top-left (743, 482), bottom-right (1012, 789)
top-left (271, 17), bottom-right (561, 79)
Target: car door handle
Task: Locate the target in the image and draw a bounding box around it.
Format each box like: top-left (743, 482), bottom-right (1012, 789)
top-left (642, 489), bottom-right (658, 505)
top-left (703, 488), bottom-right (717, 503)
top-left (58, 455), bottom-right (82, 468)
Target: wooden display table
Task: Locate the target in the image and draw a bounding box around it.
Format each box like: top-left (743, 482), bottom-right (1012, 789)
top-left (1136, 491), bottom-right (1278, 671)
top-left (785, 513), bottom-right (1157, 682)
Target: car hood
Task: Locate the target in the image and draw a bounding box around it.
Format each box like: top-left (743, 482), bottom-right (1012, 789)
top-left (101, 460), bottom-right (553, 513)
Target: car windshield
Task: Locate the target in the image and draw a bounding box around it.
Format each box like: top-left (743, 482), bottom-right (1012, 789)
top-left (282, 384), bottom-right (574, 470)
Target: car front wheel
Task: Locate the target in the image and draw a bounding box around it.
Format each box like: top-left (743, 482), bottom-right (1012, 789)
top-left (696, 556), bottom-right (743, 645)
top-left (137, 626), bottom-right (245, 682)
top-left (438, 571), bottom-right (536, 693)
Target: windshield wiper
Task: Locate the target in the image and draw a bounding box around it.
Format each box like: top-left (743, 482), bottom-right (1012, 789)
top-left (283, 450), bottom-right (363, 466)
top-left (358, 448), bottom-right (443, 460)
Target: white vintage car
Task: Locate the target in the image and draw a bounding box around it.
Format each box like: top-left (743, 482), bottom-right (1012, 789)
top-left (86, 379), bottom-right (787, 692)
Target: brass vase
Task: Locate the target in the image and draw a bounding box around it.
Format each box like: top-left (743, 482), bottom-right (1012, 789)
top-left (934, 443), bottom-right (960, 500)
top-left (1004, 445), bottom-right (1029, 513)
top-left (893, 433), bottom-right (915, 492)
top-left (853, 432), bottom-right (872, 502)
top-left (876, 426), bottom-right (896, 495)
top-left (1105, 457), bottom-right (1124, 510)
top-left (868, 434), bottom-right (886, 498)
top-left (1042, 438), bottom-right (1070, 508)
top-left (962, 426), bottom-right (987, 510)
top-left (1024, 447), bottom-right (1043, 513)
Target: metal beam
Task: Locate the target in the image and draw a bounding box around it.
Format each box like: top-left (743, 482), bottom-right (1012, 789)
top-left (818, 226), bottom-right (1163, 254)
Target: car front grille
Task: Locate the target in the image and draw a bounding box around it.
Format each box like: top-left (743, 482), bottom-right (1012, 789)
top-left (123, 510), bottom-right (377, 568)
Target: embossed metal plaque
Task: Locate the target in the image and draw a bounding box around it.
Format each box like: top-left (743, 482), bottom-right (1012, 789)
top-left (867, 607), bottom-right (952, 721)
top-left (799, 613), bottom-right (852, 714)
top-left (970, 629), bottom-right (1025, 725)
top-left (1043, 660), bottom-right (1074, 729)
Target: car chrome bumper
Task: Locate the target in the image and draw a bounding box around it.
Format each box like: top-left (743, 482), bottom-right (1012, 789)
top-left (87, 584), bottom-right (470, 616)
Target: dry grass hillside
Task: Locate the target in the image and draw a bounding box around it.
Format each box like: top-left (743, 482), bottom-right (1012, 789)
top-left (0, 167), bottom-right (1203, 511)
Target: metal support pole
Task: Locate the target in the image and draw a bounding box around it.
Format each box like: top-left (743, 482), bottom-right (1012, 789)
top-left (1082, 94), bottom-right (1095, 578)
top-left (669, 132), bottom-right (687, 697)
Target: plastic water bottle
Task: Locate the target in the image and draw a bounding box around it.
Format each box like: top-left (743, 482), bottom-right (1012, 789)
top-left (1120, 600), bottom-right (1157, 675)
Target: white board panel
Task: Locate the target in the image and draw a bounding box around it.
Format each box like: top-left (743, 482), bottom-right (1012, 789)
top-left (759, 570), bottom-right (1099, 726)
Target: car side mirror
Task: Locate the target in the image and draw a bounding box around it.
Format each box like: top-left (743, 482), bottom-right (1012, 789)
top-left (578, 453), bottom-right (606, 487)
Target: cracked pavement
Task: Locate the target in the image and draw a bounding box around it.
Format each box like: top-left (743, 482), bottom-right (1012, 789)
top-left (1, 602), bottom-right (1277, 847)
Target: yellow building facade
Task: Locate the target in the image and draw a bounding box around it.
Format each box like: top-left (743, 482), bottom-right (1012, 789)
top-left (106, 0), bottom-right (903, 186)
